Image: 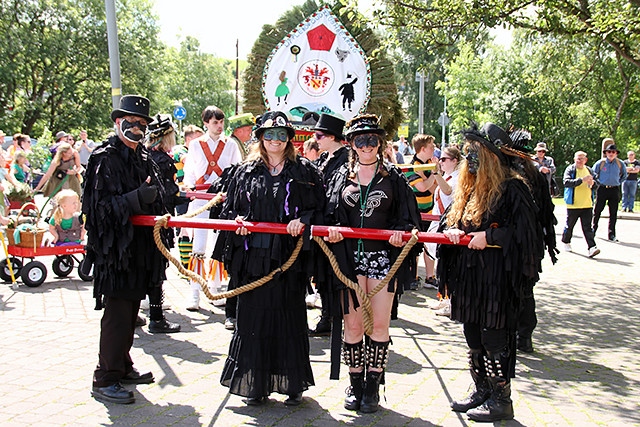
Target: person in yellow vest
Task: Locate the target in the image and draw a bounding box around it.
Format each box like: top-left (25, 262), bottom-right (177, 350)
top-left (182, 106), bottom-right (242, 313)
top-left (227, 113), bottom-right (255, 160)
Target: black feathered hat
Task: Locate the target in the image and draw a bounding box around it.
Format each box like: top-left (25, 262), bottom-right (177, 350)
top-left (148, 113), bottom-right (176, 140)
top-left (344, 114), bottom-right (386, 141)
top-left (254, 111), bottom-right (296, 140)
top-left (462, 122), bottom-right (509, 164)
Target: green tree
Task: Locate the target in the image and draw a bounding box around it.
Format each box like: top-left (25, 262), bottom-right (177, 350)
top-left (0, 0), bottom-right (163, 141)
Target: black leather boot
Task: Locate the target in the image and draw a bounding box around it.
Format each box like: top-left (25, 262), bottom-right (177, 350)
top-left (344, 372), bottom-right (364, 411)
top-left (467, 377), bottom-right (514, 421)
top-left (360, 371), bottom-right (383, 413)
top-left (342, 341), bottom-right (365, 411)
top-left (466, 351), bottom-right (514, 422)
top-left (451, 349), bottom-right (491, 412)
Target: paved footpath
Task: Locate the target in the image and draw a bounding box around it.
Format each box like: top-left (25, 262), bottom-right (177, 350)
top-left (1, 211), bottom-right (639, 426)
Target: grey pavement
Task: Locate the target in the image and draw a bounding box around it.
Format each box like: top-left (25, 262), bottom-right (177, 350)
top-left (1, 210), bottom-right (639, 426)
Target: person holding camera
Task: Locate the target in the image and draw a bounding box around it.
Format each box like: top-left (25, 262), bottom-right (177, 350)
top-left (34, 142), bottom-right (83, 197)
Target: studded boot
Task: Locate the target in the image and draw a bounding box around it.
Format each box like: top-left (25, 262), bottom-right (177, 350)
top-left (342, 341), bottom-right (364, 411)
top-left (451, 349), bottom-right (491, 412)
top-left (360, 338), bottom-right (390, 413)
top-left (466, 351), bottom-right (514, 422)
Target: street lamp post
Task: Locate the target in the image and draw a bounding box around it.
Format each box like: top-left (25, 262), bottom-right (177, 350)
top-left (105, 0), bottom-right (122, 109)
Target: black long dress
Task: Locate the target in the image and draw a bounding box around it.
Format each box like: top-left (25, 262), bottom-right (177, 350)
top-left (214, 156), bottom-right (324, 399)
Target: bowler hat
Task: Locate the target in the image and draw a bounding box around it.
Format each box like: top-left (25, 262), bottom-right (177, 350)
top-left (111, 95), bottom-right (153, 123)
top-left (603, 144), bottom-right (620, 154)
top-left (313, 114), bottom-right (345, 140)
top-left (227, 113), bottom-right (255, 134)
top-left (254, 111), bottom-right (295, 140)
top-left (344, 114), bottom-right (386, 141)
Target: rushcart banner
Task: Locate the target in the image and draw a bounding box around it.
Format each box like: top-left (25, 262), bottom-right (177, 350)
top-left (262, 6), bottom-right (371, 122)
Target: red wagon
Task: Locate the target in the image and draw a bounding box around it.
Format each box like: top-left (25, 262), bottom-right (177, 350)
top-left (0, 243), bottom-right (93, 287)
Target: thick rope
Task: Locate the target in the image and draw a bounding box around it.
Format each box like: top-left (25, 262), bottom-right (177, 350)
top-left (149, 191), bottom-right (419, 335)
top-left (152, 210), bottom-right (304, 301)
top-left (312, 229), bottom-right (419, 336)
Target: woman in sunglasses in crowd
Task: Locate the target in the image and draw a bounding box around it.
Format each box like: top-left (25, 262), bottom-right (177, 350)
top-left (212, 111), bottom-right (325, 407)
top-left (323, 114), bottom-right (421, 413)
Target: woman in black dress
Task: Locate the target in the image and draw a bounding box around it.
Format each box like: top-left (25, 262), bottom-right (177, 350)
top-left (214, 111), bottom-right (324, 406)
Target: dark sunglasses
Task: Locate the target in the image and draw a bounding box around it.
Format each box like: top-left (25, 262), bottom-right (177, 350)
top-left (353, 134), bottom-right (380, 149)
top-left (439, 157), bottom-right (453, 162)
top-left (314, 132), bottom-right (326, 140)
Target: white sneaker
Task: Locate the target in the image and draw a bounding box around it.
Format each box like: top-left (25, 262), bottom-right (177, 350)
top-left (435, 301), bottom-right (451, 317)
top-left (429, 299), bottom-right (448, 310)
top-left (588, 246), bottom-right (600, 258)
top-left (305, 292), bottom-right (320, 309)
top-left (563, 243), bottom-right (572, 252)
top-left (140, 296), bottom-right (150, 310)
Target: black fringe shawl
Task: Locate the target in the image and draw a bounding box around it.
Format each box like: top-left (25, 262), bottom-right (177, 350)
top-left (437, 178), bottom-right (542, 329)
top-left (82, 136), bottom-right (172, 305)
top-left (212, 156), bottom-right (325, 288)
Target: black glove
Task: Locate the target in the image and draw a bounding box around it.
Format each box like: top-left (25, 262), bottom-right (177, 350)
top-left (124, 182), bottom-right (158, 214)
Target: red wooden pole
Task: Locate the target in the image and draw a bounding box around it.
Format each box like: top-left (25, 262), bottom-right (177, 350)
top-left (130, 216), bottom-right (471, 245)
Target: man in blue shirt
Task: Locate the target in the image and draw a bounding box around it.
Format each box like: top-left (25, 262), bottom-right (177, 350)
top-left (592, 140), bottom-right (628, 241)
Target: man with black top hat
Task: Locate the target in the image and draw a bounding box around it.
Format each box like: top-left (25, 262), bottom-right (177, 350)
top-left (592, 139), bottom-right (627, 241)
top-left (308, 113), bottom-right (348, 338)
top-left (83, 95), bottom-right (173, 404)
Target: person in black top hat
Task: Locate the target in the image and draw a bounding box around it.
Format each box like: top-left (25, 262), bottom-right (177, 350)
top-left (83, 95), bottom-right (172, 404)
top-left (308, 113), bottom-right (348, 338)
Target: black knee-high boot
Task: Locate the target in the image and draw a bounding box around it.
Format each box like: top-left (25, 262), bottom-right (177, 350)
top-left (467, 351), bottom-right (514, 422)
top-left (451, 348), bottom-right (491, 412)
top-left (360, 338), bottom-right (389, 413)
top-left (342, 340), bottom-right (365, 411)
top-left (148, 286), bottom-right (180, 333)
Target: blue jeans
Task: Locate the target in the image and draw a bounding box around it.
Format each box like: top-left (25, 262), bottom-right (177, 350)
top-left (622, 180), bottom-right (638, 210)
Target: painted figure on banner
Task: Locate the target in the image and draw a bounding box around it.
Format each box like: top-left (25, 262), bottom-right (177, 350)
top-left (262, 6), bottom-right (371, 123)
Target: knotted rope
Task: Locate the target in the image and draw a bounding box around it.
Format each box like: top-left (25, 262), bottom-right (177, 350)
top-left (149, 191), bottom-right (419, 336)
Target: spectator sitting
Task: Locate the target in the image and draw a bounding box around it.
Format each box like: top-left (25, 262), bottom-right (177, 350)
top-left (48, 189), bottom-right (85, 246)
top-left (10, 151), bottom-right (30, 184)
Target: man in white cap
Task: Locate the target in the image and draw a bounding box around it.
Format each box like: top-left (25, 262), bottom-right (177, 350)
top-left (532, 142), bottom-right (557, 196)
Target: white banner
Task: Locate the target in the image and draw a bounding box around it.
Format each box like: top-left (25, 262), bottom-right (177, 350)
top-left (262, 6), bottom-right (371, 123)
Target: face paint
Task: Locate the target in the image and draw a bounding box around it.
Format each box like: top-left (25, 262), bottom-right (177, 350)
top-left (120, 119), bottom-right (147, 143)
top-left (263, 128), bottom-right (289, 142)
top-left (353, 134), bottom-right (380, 149)
top-left (465, 150), bottom-right (480, 175)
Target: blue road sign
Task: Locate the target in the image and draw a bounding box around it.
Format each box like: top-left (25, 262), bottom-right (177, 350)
top-left (173, 106), bottom-right (187, 121)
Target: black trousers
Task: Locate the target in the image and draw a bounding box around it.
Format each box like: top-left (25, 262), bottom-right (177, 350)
top-left (93, 296), bottom-right (140, 387)
top-left (592, 186), bottom-right (621, 239)
top-left (563, 208), bottom-right (597, 249)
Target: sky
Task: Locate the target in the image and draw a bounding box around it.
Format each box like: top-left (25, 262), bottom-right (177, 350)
top-left (152, 0), bottom-right (376, 60)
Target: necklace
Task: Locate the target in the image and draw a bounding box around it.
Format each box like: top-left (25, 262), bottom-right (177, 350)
top-left (267, 158), bottom-right (285, 174)
top-left (358, 159), bottom-right (378, 166)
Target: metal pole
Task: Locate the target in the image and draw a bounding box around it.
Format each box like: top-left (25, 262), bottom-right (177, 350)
top-left (105, 0), bottom-right (122, 109)
top-left (441, 93), bottom-right (447, 149)
top-left (418, 71), bottom-right (425, 134)
top-left (235, 39), bottom-right (239, 115)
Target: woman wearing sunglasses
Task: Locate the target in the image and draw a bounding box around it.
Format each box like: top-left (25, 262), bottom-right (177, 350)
top-left (213, 111), bottom-right (325, 407)
top-left (323, 114), bottom-right (421, 413)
